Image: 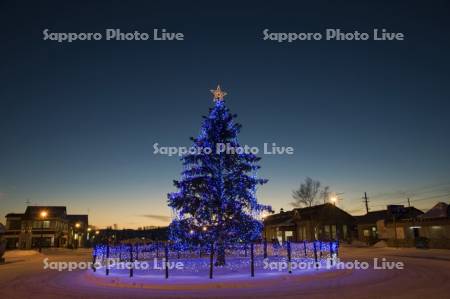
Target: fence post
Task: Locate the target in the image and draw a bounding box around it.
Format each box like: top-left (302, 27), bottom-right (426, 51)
top-left (329, 240), bottom-right (334, 266)
top-left (287, 241), bottom-right (292, 274)
top-left (92, 250), bottom-right (97, 272)
top-left (313, 241), bottom-right (318, 269)
top-left (318, 241), bottom-right (321, 258)
top-left (106, 243), bottom-right (110, 276)
top-left (135, 244), bottom-right (139, 261)
top-left (303, 240), bottom-right (307, 257)
top-left (209, 242), bottom-right (214, 279)
top-left (129, 244), bottom-right (134, 277)
top-left (251, 243), bottom-right (255, 277)
top-left (263, 238), bottom-right (268, 259)
top-left (164, 243), bottom-right (169, 279)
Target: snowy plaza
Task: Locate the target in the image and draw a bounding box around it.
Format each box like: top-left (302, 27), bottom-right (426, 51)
top-left (1, 245), bottom-right (450, 298)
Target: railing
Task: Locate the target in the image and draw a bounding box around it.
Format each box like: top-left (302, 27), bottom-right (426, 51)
top-left (92, 240), bottom-right (339, 279)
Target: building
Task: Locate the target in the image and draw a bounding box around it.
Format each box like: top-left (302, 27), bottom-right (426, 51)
top-left (263, 203), bottom-right (355, 243)
top-left (354, 205), bottom-right (423, 244)
top-left (378, 202), bottom-right (450, 249)
top-left (4, 206), bottom-right (89, 249)
top-left (354, 210), bottom-right (389, 243)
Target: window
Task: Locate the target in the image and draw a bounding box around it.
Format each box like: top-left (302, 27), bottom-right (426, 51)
top-left (284, 231), bottom-right (293, 241)
top-left (324, 225), bottom-right (330, 238)
top-left (396, 227), bottom-right (405, 239)
top-left (331, 225), bottom-right (337, 239)
top-left (32, 221), bottom-right (50, 229)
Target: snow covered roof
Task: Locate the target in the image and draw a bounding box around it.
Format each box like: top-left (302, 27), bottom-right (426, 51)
top-left (420, 202), bottom-right (450, 219)
top-left (354, 210), bottom-right (389, 224)
top-left (264, 211), bottom-right (295, 226)
top-left (5, 206), bottom-right (88, 224)
top-left (355, 206), bottom-right (423, 224)
top-left (264, 203), bottom-right (354, 226)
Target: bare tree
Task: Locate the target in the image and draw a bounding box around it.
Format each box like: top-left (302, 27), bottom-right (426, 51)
top-left (291, 177), bottom-right (321, 207)
top-left (320, 186), bottom-right (331, 204)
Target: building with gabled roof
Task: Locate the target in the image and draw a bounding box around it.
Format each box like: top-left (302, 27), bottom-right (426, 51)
top-left (263, 203), bottom-right (355, 243)
top-left (4, 206), bottom-right (88, 249)
top-left (354, 205), bottom-right (424, 244)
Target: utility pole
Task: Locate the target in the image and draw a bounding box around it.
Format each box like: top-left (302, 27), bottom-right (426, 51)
top-left (363, 192), bottom-right (369, 214)
top-left (407, 198), bottom-right (411, 207)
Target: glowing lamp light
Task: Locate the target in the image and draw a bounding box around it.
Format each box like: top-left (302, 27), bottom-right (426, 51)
top-left (202, 226), bottom-right (207, 231)
top-left (189, 230), bottom-right (194, 234)
top-left (261, 211), bottom-right (269, 219)
top-left (40, 211), bottom-right (48, 218)
top-left (75, 223), bottom-right (81, 228)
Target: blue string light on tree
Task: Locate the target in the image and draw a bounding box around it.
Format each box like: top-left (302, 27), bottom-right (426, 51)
top-left (167, 85), bottom-right (272, 266)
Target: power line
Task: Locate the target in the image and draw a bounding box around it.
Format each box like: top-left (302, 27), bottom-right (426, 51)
top-left (369, 181), bottom-right (450, 200)
top-left (369, 192), bottom-right (450, 208)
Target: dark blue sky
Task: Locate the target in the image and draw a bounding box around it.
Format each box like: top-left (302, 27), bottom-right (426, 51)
top-left (1, 1), bottom-right (449, 228)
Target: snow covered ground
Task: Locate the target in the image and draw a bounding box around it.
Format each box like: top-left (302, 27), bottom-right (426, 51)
top-left (0, 246), bottom-right (449, 298)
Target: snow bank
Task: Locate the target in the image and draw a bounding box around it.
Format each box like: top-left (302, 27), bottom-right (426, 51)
top-left (4, 250), bottom-right (40, 258)
top-left (373, 240), bottom-right (388, 248)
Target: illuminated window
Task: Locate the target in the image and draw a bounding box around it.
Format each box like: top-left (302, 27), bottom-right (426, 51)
top-left (324, 226), bottom-right (330, 237)
top-left (343, 225), bottom-right (348, 239)
top-left (331, 225), bottom-right (337, 238)
top-left (32, 221), bottom-right (50, 229)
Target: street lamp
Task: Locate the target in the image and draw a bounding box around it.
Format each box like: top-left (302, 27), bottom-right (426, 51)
top-left (39, 210), bottom-right (47, 253)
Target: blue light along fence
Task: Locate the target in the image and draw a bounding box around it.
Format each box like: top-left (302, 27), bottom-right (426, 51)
top-left (92, 240), bottom-right (339, 279)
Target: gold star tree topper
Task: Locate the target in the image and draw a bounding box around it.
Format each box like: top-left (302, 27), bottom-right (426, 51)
top-left (210, 85), bottom-right (227, 102)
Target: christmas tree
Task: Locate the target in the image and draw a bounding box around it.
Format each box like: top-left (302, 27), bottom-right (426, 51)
top-left (168, 86), bottom-right (271, 266)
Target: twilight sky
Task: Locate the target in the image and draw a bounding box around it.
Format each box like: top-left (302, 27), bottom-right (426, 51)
top-left (1, 1), bottom-right (450, 228)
